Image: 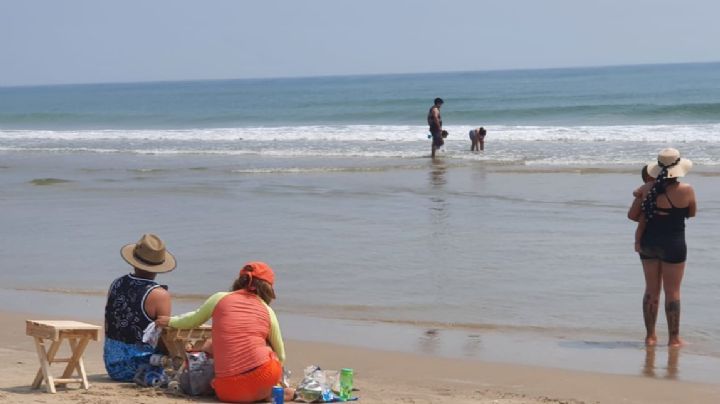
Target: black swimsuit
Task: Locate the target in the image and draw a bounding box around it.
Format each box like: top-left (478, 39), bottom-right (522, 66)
top-left (639, 193), bottom-right (689, 263)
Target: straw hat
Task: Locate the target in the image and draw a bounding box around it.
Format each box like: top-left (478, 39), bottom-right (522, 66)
top-left (647, 148), bottom-right (692, 179)
top-left (120, 233), bottom-right (176, 273)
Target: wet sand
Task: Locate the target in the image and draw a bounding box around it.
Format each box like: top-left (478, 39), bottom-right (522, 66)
top-left (1, 310), bottom-right (720, 404)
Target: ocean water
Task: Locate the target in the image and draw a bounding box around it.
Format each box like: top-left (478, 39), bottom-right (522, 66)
top-left (1, 62), bottom-right (720, 165)
top-left (2, 63), bottom-right (720, 380)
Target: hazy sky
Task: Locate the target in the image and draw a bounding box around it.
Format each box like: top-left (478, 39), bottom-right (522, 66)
top-left (2, 0), bottom-right (719, 86)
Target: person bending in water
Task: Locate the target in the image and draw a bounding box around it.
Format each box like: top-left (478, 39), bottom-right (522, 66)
top-left (469, 127), bottom-right (486, 151)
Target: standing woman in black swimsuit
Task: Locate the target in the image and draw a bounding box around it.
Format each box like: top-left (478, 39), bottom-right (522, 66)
top-left (632, 148), bottom-right (696, 347)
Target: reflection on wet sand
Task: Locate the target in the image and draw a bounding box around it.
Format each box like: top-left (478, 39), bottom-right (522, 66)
top-left (643, 347), bottom-right (656, 377)
top-left (667, 347), bottom-right (679, 379)
top-left (462, 334), bottom-right (483, 357)
top-left (416, 328), bottom-right (484, 358)
top-left (418, 328), bottom-right (440, 354)
top-left (429, 160), bottom-right (447, 188)
top-left (642, 346), bottom-right (680, 380)
top-left (428, 160), bottom-right (449, 232)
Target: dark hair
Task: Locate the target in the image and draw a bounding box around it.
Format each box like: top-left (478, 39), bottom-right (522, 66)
top-left (479, 127), bottom-right (486, 135)
top-left (434, 97), bottom-right (444, 105)
top-left (641, 165), bottom-right (651, 183)
top-left (231, 274), bottom-right (276, 304)
top-left (641, 160), bottom-right (681, 221)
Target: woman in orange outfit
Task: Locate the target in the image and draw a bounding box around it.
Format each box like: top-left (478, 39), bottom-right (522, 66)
top-left (157, 261), bottom-right (293, 402)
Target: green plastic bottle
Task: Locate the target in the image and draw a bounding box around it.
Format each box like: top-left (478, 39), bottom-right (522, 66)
top-left (339, 368), bottom-right (353, 401)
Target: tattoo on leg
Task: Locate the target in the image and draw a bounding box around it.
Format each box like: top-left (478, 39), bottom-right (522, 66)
top-left (643, 293), bottom-right (658, 334)
top-left (666, 300), bottom-right (681, 338)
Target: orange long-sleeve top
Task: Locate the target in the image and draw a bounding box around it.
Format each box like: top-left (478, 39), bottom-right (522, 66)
top-left (211, 290), bottom-right (278, 377)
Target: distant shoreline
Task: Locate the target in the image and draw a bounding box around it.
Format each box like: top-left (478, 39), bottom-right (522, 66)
top-left (3, 60), bottom-right (720, 89)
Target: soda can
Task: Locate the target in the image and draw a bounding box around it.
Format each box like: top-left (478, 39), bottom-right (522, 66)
top-left (167, 380), bottom-right (182, 396)
top-left (144, 368), bottom-right (168, 387)
top-left (272, 385), bottom-right (284, 404)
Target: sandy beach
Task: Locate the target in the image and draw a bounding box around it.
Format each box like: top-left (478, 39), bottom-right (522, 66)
top-left (2, 152), bottom-right (720, 403)
top-left (3, 64), bottom-right (720, 404)
top-left (1, 310), bottom-right (719, 404)
top-left (3, 1), bottom-right (720, 401)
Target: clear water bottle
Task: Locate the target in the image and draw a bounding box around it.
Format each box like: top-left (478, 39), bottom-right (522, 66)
top-left (149, 354), bottom-right (170, 367)
top-left (339, 368), bottom-right (353, 401)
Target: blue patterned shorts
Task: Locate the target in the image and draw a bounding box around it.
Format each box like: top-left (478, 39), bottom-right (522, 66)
top-left (103, 338), bottom-right (156, 382)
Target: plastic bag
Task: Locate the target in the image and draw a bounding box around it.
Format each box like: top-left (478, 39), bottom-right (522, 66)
top-left (179, 351), bottom-right (214, 396)
top-left (142, 322), bottom-right (162, 348)
top-left (295, 365), bottom-right (340, 403)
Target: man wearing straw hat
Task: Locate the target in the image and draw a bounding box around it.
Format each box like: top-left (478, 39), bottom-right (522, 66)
top-left (103, 233), bottom-right (176, 381)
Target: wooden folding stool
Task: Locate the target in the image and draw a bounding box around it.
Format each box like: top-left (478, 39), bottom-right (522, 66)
top-left (26, 320), bottom-right (101, 393)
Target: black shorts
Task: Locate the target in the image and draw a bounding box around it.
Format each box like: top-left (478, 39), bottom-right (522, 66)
top-left (639, 234), bottom-right (687, 264)
top-left (430, 130), bottom-right (444, 147)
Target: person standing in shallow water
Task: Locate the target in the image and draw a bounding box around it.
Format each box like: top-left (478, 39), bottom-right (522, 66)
top-left (427, 98), bottom-right (444, 158)
top-left (629, 148), bottom-right (696, 347)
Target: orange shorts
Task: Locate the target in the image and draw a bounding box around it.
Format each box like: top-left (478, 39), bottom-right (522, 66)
top-left (212, 356), bottom-right (282, 403)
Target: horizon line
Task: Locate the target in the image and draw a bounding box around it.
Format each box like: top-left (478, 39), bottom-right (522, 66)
top-left (2, 60), bottom-right (719, 89)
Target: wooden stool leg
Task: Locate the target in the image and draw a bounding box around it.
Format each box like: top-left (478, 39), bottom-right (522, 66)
top-left (76, 350), bottom-right (90, 389)
top-left (32, 339), bottom-right (61, 389)
top-left (61, 337), bottom-right (91, 390)
top-left (60, 338), bottom-right (79, 379)
top-left (32, 337), bottom-right (56, 393)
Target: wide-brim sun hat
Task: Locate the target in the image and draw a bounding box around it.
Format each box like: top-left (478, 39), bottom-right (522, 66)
top-left (647, 148), bottom-right (692, 179)
top-left (121, 233), bottom-right (176, 273)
